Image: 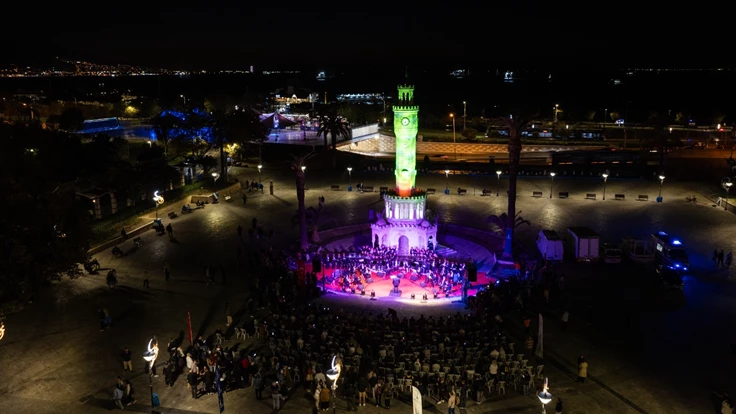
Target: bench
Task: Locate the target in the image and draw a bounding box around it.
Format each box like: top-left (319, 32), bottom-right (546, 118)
top-left (457, 188), bottom-right (467, 195)
top-left (614, 194), bottom-right (625, 200)
top-left (224, 195), bottom-right (232, 202)
top-left (426, 188), bottom-right (436, 194)
top-left (637, 195), bottom-right (649, 201)
top-left (362, 186), bottom-right (374, 192)
top-left (585, 193), bottom-right (596, 200)
top-left (132, 237), bottom-right (142, 246)
top-left (380, 186), bottom-right (389, 194)
top-left (559, 192), bottom-right (569, 199)
top-left (532, 191), bottom-right (543, 198)
top-left (167, 211), bottom-right (177, 219)
top-left (482, 189), bottom-right (493, 196)
top-left (330, 185), bottom-right (340, 191)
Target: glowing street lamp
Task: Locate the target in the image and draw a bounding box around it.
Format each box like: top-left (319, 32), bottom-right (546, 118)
top-left (462, 101), bottom-right (467, 130)
top-left (152, 191), bottom-right (164, 220)
top-left (496, 170), bottom-right (502, 197)
top-left (549, 172), bottom-right (556, 199)
top-left (658, 175), bottom-right (665, 197)
top-left (257, 164), bottom-right (262, 183)
top-left (450, 114), bottom-right (457, 160)
top-left (537, 377), bottom-right (552, 413)
top-left (444, 169), bottom-right (450, 194)
top-left (142, 337), bottom-right (160, 410)
top-left (347, 166), bottom-right (353, 191)
top-left (325, 356), bottom-right (341, 414)
top-left (602, 170), bottom-right (609, 200)
top-left (301, 165), bottom-right (307, 190)
top-left (723, 179), bottom-right (733, 211)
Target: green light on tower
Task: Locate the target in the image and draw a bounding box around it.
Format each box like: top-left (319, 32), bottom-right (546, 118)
top-left (394, 84), bottom-right (418, 196)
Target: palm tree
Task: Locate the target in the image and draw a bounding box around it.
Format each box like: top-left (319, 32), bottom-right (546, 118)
top-left (290, 152), bottom-right (315, 250)
top-left (497, 114), bottom-right (532, 257)
top-left (317, 113), bottom-right (351, 150)
top-left (304, 205), bottom-right (338, 243)
top-left (150, 112), bottom-right (181, 158)
top-left (487, 211), bottom-right (530, 236)
top-left (207, 109), bottom-right (268, 182)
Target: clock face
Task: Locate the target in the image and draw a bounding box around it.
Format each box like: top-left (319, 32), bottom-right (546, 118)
top-left (401, 117), bottom-right (410, 126)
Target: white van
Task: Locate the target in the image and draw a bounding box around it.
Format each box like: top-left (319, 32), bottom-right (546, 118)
top-left (537, 230), bottom-right (564, 261)
top-left (601, 243), bottom-right (622, 264)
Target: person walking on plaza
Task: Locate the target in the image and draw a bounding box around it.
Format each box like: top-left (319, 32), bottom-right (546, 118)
top-left (120, 228), bottom-right (128, 240)
top-left (561, 310), bottom-right (569, 332)
top-left (122, 347), bottom-right (132, 371)
top-left (727, 252), bottom-right (733, 269)
top-left (555, 398), bottom-right (564, 414)
top-left (143, 270), bottom-right (149, 288)
top-left (237, 224), bottom-right (243, 238)
top-left (166, 223), bottom-right (173, 240)
top-left (164, 263), bottom-right (170, 281)
top-left (578, 357), bottom-right (588, 383)
top-left (719, 250), bottom-right (725, 267)
top-left (252, 217), bottom-right (257, 230)
top-left (271, 381), bottom-right (286, 410)
top-left (225, 303), bottom-right (233, 327)
top-left (713, 249), bottom-right (719, 266)
top-left (242, 193), bottom-right (247, 205)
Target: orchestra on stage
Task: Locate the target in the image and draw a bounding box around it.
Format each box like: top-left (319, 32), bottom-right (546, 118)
top-left (318, 245), bottom-right (468, 297)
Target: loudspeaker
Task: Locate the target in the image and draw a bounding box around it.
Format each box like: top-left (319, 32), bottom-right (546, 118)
top-left (467, 264), bottom-right (477, 282)
top-left (312, 258), bottom-right (322, 273)
top-left (410, 274), bottom-right (419, 282)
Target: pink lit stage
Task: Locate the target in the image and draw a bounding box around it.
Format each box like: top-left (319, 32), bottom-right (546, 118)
top-left (305, 264), bottom-right (496, 304)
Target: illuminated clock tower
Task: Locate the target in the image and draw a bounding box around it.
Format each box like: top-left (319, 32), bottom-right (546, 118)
top-left (393, 85), bottom-right (419, 196)
top-left (371, 84), bottom-right (437, 256)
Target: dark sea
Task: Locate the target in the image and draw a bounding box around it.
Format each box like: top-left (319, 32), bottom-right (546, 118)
top-left (2, 66), bottom-right (735, 123)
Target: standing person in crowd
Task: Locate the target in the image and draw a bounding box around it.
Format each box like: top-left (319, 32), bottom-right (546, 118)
top-left (357, 373), bottom-right (368, 407)
top-left (166, 223), bottom-right (173, 240)
top-left (447, 389), bottom-right (457, 414)
top-left (319, 380), bottom-right (331, 410)
top-left (383, 380), bottom-right (394, 409)
top-left (555, 398), bottom-right (564, 414)
top-left (253, 370), bottom-right (264, 400)
top-left (344, 380), bottom-right (357, 411)
top-left (187, 369), bottom-right (198, 399)
top-left (122, 347), bottom-right (132, 372)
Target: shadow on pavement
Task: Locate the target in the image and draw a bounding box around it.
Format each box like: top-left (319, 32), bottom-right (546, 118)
top-left (84, 397), bottom-right (211, 413)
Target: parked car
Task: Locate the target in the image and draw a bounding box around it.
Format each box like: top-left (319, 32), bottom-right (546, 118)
top-left (656, 265), bottom-right (684, 290)
top-left (601, 244), bottom-right (622, 264)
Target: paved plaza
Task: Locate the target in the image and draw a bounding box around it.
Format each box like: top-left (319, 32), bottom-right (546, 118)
top-left (1, 163), bottom-right (735, 414)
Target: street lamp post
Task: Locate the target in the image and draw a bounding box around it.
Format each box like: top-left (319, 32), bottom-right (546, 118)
top-left (602, 171), bottom-right (609, 200)
top-left (257, 164), bottom-right (262, 184)
top-left (445, 169), bottom-right (450, 195)
top-left (604, 108), bottom-right (608, 128)
top-left (724, 180), bottom-right (733, 211)
top-left (450, 113), bottom-right (457, 160)
top-left (658, 175), bottom-right (665, 198)
top-left (496, 170), bottom-right (502, 197)
top-left (549, 172), bottom-right (556, 199)
top-left (537, 377), bottom-right (552, 414)
top-left (462, 101), bottom-right (467, 130)
top-left (347, 166), bottom-right (353, 191)
top-left (153, 191), bottom-right (164, 221)
top-left (143, 337), bottom-right (160, 412)
top-left (325, 356), bottom-right (341, 414)
top-left (180, 95), bottom-right (186, 105)
top-left (553, 104), bottom-right (559, 123)
top-left (301, 166), bottom-right (307, 190)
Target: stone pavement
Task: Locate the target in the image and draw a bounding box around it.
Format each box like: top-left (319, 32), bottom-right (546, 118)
top-left (0, 164), bottom-right (735, 413)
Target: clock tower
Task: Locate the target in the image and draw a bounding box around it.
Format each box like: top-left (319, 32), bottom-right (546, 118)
top-left (393, 84), bottom-right (419, 197)
top-left (371, 84), bottom-right (436, 256)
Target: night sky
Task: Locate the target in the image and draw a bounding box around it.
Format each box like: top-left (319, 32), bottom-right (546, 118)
top-left (3, 3), bottom-right (729, 69)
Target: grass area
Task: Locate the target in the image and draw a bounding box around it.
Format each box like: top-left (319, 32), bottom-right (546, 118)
top-left (89, 179), bottom-right (233, 245)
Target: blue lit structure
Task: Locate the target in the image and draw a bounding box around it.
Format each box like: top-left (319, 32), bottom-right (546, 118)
top-left (78, 118), bottom-right (124, 134)
top-left (149, 109), bottom-right (213, 142)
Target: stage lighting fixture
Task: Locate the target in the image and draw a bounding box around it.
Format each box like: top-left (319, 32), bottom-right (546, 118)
top-left (360, 289), bottom-right (366, 296)
top-left (410, 293), bottom-right (415, 300)
top-left (433, 292), bottom-right (439, 299)
top-left (423, 294), bottom-right (428, 301)
top-left (371, 290), bottom-right (376, 298)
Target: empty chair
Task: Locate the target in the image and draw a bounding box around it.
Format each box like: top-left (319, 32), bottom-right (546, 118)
top-left (508, 343), bottom-right (515, 354)
top-left (521, 359), bottom-right (528, 369)
top-left (536, 365), bottom-right (544, 377)
top-left (497, 381), bottom-right (506, 395)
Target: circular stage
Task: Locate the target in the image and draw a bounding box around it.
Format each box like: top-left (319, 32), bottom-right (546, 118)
top-left (307, 230), bottom-right (499, 305)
